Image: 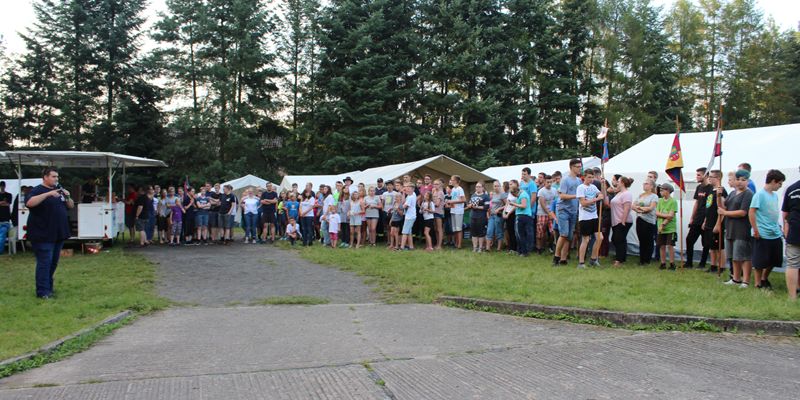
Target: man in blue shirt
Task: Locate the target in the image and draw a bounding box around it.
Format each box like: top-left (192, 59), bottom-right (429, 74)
top-left (555, 159), bottom-right (582, 266)
top-left (25, 168), bottom-right (74, 299)
top-left (520, 167), bottom-right (538, 256)
top-left (749, 169), bottom-right (785, 290)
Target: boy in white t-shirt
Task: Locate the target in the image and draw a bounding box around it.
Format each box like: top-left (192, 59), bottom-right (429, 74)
top-left (446, 175), bottom-right (466, 249)
top-left (326, 205), bottom-right (341, 249)
top-left (286, 217), bottom-right (300, 246)
top-left (401, 183), bottom-right (417, 250)
top-left (576, 169), bottom-right (604, 268)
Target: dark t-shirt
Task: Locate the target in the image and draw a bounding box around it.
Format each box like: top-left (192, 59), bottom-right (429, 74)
top-left (469, 192), bottom-right (490, 220)
top-left (782, 180), bottom-right (800, 245)
top-left (208, 191), bottom-right (220, 212)
top-left (26, 185), bottom-right (70, 242)
top-left (375, 186), bottom-right (387, 196)
top-left (691, 184), bottom-right (713, 227)
top-left (183, 194), bottom-right (195, 217)
top-left (219, 193), bottom-right (237, 214)
top-left (0, 192), bottom-right (12, 222)
top-left (703, 187), bottom-right (727, 229)
top-left (81, 183), bottom-right (96, 203)
top-left (135, 194), bottom-right (151, 220)
top-left (261, 191), bottom-right (277, 213)
top-left (724, 189), bottom-right (753, 241)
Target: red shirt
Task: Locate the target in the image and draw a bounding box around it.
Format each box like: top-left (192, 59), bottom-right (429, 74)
top-left (125, 192), bottom-right (137, 213)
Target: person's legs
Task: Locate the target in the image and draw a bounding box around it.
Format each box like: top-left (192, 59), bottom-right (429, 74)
top-left (516, 216), bottom-right (529, 255)
top-left (369, 219), bottom-right (377, 245)
top-left (342, 222), bottom-right (350, 246)
top-left (321, 220), bottom-right (330, 246)
top-left (0, 222), bottom-right (9, 255)
top-left (435, 217), bottom-right (443, 249)
top-left (579, 234), bottom-right (590, 264)
top-left (424, 226), bottom-right (432, 250)
top-left (686, 226), bottom-right (701, 267)
top-left (32, 241), bottom-right (55, 297)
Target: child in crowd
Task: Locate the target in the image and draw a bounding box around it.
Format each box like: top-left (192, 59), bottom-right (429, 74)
top-left (169, 196), bottom-right (184, 246)
top-left (349, 191), bottom-right (364, 248)
top-left (326, 204), bottom-right (341, 249)
top-left (656, 183), bottom-right (678, 270)
top-left (286, 217), bottom-right (300, 245)
top-left (576, 169), bottom-right (604, 268)
top-left (421, 191), bottom-right (435, 251)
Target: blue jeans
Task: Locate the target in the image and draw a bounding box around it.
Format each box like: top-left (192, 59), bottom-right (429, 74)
top-left (321, 220), bottom-right (330, 245)
top-left (517, 215), bottom-right (534, 256)
top-left (301, 217), bottom-right (315, 245)
top-left (146, 213), bottom-right (156, 241)
top-left (244, 213), bottom-right (259, 240)
top-left (486, 215), bottom-right (504, 241)
top-left (0, 222), bottom-right (10, 255)
top-left (32, 241), bottom-right (64, 297)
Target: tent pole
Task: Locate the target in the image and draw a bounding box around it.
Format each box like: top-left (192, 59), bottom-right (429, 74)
top-left (679, 182), bottom-right (685, 269)
top-left (717, 104), bottom-right (724, 278)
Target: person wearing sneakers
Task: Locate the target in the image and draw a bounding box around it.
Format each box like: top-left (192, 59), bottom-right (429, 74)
top-left (576, 169), bottom-right (604, 268)
top-left (783, 166), bottom-right (800, 300)
top-left (720, 169), bottom-right (755, 288)
top-left (326, 204), bottom-right (341, 249)
top-left (401, 183), bottom-right (417, 250)
top-left (655, 183), bottom-right (678, 270)
top-left (749, 169), bottom-right (786, 290)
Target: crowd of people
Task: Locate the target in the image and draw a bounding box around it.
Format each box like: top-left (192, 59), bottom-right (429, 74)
top-left (115, 159), bottom-right (800, 300)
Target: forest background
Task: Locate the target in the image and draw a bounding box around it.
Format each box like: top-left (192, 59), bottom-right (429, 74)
top-left (0, 0), bottom-right (797, 185)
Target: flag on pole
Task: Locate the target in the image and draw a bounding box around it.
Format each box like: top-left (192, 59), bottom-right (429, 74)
top-left (601, 141), bottom-right (609, 163)
top-left (705, 121), bottom-right (723, 172)
top-left (665, 133), bottom-right (685, 192)
top-left (597, 126), bottom-right (609, 140)
top-left (183, 176), bottom-right (191, 192)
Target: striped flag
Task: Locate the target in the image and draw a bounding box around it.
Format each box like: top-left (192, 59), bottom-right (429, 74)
top-left (706, 121), bottom-right (723, 172)
top-left (665, 133), bottom-right (685, 192)
top-left (601, 141), bottom-right (609, 163)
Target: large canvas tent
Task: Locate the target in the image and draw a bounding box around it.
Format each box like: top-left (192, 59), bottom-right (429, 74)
top-left (482, 157), bottom-right (602, 184)
top-left (351, 155), bottom-right (494, 189)
top-left (604, 123), bottom-right (800, 260)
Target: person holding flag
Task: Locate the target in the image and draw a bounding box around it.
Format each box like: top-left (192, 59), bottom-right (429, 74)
top-left (664, 119), bottom-right (687, 268)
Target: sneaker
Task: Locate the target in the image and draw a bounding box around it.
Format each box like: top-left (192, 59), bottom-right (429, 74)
top-left (705, 266), bottom-right (719, 273)
top-left (577, 263), bottom-right (586, 269)
top-left (552, 257), bottom-right (559, 266)
top-left (739, 282), bottom-right (749, 289)
top-left (589, 259), bottom-right (601, 268)
top-left (723, 279), bottom-right (741, 285)
top-left (668, 263), bottom-right (676, 271)
top-left (761, 280), bottom-right (773, 290)
top-left (659, 264), bottom-right (666, 270)
top-left (559, 260), bottom-right (568, 266)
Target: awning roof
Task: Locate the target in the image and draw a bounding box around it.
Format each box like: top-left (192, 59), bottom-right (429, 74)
top-left (353, 155), bottom-right (494, 185)
top-left (0, 151), bottom-right (168, 168)
top-left (482, 157), bottom-right (601, 183)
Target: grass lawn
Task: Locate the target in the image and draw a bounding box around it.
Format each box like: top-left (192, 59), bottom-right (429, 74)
top-left (0, 248), bottom-right (168, 360)
top-left (297, 245), bottom-right (800, 321)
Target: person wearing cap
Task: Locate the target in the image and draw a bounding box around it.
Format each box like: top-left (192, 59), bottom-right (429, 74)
top-left (719, 169), bottom-right (755, 288)
top-left (782, 166), bottom-right (800, 300)
top-left (343, 176), bottom-right (354, 194)
top-left (0, 181), bottom-right (12, 255)
top-left (655, 183), bottom-right (678, 270)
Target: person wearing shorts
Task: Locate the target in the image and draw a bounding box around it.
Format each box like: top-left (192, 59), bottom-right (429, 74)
top-left (194, 187), bottom-right (210, 245)
top-left (260, 183), bottom-right (279, 243)
top-left (208, 183), bottom-right (221, 241)
top-left (218, 184), bottom-right (237, 244)
top-left (326, 205), bottom-right (340, 248)
top-left (783, 167), bottom-right (800, 300)
top-left (446, 175), bottom-right (466, 249)
top-left (701, 170), bottom-right (727, 273)
top-left (555, 159), bottom-right (582, 265)
top-left (655, 183), bottom-right (678, 270)
top-left (576, 169), bottom-right (603, 268)
top-left (721, 170), bottom-right (755, 288)
top-left (749, 169), bottom-right (786, 290)
top-left (536, 176), bottom-right (556, 254)
top-left (467, 182), bottom-right (490, 252)
top-left (401, 183), bottom-right (417, 250)
top-left (134, 186), bottom-right (153, 247)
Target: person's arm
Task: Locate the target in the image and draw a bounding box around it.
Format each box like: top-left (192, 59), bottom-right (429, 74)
top-left (621, 201), bottom-right (632, 225)
top-left (26, 189), bottom-right (61, 208)
top-left (63, 190), bottom-right (75, 209)
top-left (136, 204), bottom-right (143, 219)
top-left (515, 197), bottom-right (528, 209)
top-left (783, 211), bottom-right (790, 238)
top-left (749, 207), bottom-right (759, 239)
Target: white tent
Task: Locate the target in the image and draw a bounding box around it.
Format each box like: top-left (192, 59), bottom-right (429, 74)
top-left (482, 157), bottom-right (602, 184)
top-left (278, 172), bottom-right (359, 193)
top-left (222, 174), bottom-right (270, 198)
top-left (351, 155), bottom-right (494, 190)
top-left (604, 123), bottom-right (800, 260)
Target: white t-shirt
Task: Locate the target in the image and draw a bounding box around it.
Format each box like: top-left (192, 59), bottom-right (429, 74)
top-left (286, 223), bottom-right (300, 236)
top-left (321, 194), bottom-right (335, 221)
top-left (404, 192), bottom-right (417, 220)
top-left (450, 186), bottom-right (465, 215)
top-left (382, 190), bottom-right (396, 208)
top-left (243, 197), bottom-right (260, 214)
top-left (576, 183), bottom-right (600, 221)
top-left (300, 198), bottom-right (315, 217)
top-left (422, 201), bottom-right (434, 220)
top-left (327, 213), bottom-right (340, 233)
top-left (504, 193), bottom-right (517, 217)
top-left (536, 187), bottom-right (557, 217)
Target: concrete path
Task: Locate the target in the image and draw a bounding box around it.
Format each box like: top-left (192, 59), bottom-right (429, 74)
top-left (1, 243), bottom-right (799, 399)
top-left (137, 242), bottom-right (380, 306)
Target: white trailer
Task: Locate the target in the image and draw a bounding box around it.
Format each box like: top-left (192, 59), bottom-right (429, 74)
top-left (1, 151), bottom-right (167, 241)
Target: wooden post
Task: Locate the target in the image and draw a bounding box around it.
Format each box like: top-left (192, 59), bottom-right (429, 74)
top-left (717, 104), bottom-right (724, 277)
top-left (598, 119), bottom-right (608, 235)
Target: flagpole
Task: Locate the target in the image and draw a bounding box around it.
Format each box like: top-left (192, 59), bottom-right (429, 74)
top-left (598, 119), bottom-right (608, 236)
top-left (676, 116), bottom-right (685, 270)
top-left (717, 104), bottom-right (724, 278)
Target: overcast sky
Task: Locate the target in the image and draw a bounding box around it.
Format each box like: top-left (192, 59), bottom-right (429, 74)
top-left (1, 0), bottom-right (798, 58)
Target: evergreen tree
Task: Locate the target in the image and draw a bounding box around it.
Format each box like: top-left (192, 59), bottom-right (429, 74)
top-left (665, 0), bottom-right (704, 130)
